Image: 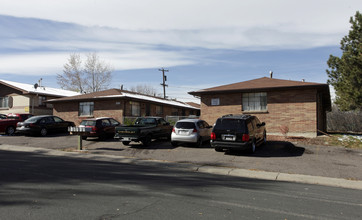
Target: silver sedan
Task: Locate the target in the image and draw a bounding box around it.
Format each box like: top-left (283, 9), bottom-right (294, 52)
top-left (171, 119), bottom-right (212, 147)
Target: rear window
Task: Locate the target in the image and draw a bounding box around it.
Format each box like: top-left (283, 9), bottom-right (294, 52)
top-left (213, 118), bottom-right (246, 132)
top-left (80, 120), bottom-right (96, 126)
top-left (175, 122), bottom-right (196, 129)
top-left (25, 116), bottom-right (43, 123)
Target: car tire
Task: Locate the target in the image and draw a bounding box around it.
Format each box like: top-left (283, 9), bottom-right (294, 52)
top-left (40, 128), bottom-right (47, 137)
top-left (215, 147), bottom-right (223, 152)
top-left (122, 141), bottom-right (130, 146)
top-left (142, 135), bottom-right (152, 146)
top-left (249, 140), bottom-right (256, 153)
top-left (171, 141), bottom-right (178, 147)
top-left (195, 137), bottom-right (203, 147)
top-left (263, 131), bottom-right (267, 145)
top-left (6, 126), bottom-right (15, 136)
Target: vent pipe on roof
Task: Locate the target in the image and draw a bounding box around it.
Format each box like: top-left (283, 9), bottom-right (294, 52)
top-left (302, 79), bottom-right (305, 82)
top-left (120, 84), bottom-right (123, 90)
top-left (269, 71), bottom-right (273, 78)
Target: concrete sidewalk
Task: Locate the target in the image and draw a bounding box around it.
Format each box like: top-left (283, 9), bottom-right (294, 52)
top-left (1, 144), bottom-right (362, 190)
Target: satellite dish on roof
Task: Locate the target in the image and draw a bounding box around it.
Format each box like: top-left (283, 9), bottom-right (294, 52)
top-left (34, 83), bottom-right (39, 89)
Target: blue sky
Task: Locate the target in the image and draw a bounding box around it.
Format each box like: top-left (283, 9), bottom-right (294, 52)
top-left (0, 0), bottom-right (361, 102)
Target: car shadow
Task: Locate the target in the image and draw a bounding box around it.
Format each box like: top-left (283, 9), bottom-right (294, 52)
top-left (225, 141), bottom-right (305, 157)
top-left (128, 139), bottom-right (177, 150)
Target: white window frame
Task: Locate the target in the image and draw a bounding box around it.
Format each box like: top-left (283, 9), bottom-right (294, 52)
top-left (130, 101), bottom-right (141, 116)
top-left (79, 102), bottom-right (94, 116)
top-left (0, 96), bottom-right (9, 108)
top-left (211, 98), bottom-right (220, 106)
top-left (242, 92), bottom-right (267, 111)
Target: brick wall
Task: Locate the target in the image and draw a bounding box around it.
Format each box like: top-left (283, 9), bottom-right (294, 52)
top-left (200, 89), bottom-right (319, 137)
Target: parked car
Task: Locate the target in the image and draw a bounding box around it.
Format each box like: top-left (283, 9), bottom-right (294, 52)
top-left (114, 117), bottom-right (173, 146)
top-left (0, 114), bottom-right (7, 119)
top-left (0, 113), bottom-right (33, 135)
top-left (79, 117), bottom-right (121, 140)
top-left (16, 115), bottom-right (75, 136)
top-left (171, 119), bottom-right (212, 147)
top-left (210, 114), bottom-right (266, 153)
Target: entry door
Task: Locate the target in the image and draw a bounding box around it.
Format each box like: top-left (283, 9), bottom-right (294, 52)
top-left (146, 103), bottom-right (151, 116)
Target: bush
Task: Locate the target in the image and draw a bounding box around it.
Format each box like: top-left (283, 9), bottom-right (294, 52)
top-left (327, 105), bottom-right (362, 133)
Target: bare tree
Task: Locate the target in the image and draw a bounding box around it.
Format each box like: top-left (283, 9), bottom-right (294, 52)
top-left (57, 53), bottom-right (85, 93)
top-left (130, 84), bottom-right (161, 97)
top-left (57, 52), bottom-right (113, 93)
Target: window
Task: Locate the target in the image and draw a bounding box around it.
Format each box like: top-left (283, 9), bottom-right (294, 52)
top-left (172, 107), bottom-right (179, 116)
top-left (156, 105), bottom-right (163, 115)
top-left (0, 96), bottom-right (9, 108)
top-left (38, 96), bottom-right (46, 107)
top-left (53, 116), bottom-right (64, 123)
top-left (79, 102), bottom-right (94, 116)
top-left (242, 92), bottom-right (267, 111)
top-left (130, 101), bottom-right (140, 116)
top-left (109, 118), bottom-right (120, 126)
top-left (101, 119), bottom-right (111, 126)
top-left (211, 98), bottom-right (220, 106)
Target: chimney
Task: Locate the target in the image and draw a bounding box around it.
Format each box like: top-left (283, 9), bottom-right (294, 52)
top-left (120, 84), bottom-right (123, 90)
top-left (269, 71), bottom-right (273, 78)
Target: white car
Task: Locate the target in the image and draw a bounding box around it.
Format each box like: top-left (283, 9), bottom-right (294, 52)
top-left (171, 119), bottom-right (212, 147)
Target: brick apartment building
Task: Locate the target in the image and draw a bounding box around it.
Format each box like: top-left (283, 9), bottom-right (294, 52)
top-left (189, 77), bottom-right (331, 137)
top-left (47, 89), bottom-right (200, 126)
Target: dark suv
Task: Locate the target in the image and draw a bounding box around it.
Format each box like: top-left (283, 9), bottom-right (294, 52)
top-left (210, 114), bottom-right (266, 153)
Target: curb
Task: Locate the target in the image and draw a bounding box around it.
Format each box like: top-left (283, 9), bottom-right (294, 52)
top-left (1, 144), bottom-right (362, 190)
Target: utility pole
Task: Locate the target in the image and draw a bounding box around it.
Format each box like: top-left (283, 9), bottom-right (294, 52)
top-left (159, 68), bottom-right (168, 99)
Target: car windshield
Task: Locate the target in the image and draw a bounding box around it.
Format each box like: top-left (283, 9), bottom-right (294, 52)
top-left (214, 118), bottom-right (246, 132)
top-left (135, 118), bottom-right (156, 125)
top-left (175, 122), bottom-right (195, 129)
top-left (80, 120), bottom-right (96, 126)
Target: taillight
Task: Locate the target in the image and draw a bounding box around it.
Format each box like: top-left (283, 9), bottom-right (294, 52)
top-left (29, 123), bottom-right (36, 128)
top-left (211, 132), bottom-right (216, 140)
top-left (242, 134), bottom-right (250, 142)
top-left (192, 128), bottom-right (197, 133)
top-left (172, 128), bottom-right (175, 133)
top-left (88, 126), bottom-right (97, 132)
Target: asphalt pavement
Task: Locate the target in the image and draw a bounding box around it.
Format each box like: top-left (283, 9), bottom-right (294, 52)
top-left (1, 134), bottom-right (362, 190)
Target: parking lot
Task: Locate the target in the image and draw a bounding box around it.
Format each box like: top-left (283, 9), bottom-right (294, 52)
top-left (1, 133), bottom-right (362, 180)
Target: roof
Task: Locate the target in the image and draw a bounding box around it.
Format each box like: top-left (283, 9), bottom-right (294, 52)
top-left (0, 79), bottom-right (80, 97)
top-left (189, 77), bottom-right (329, 95)
top-left (47, 89), bottom-right (199, 110)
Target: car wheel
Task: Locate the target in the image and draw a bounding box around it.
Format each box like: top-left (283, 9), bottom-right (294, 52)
top-left (171, 141), bottom-right (178, 147)
top-left (250, 140), bottom-right (256, 153)
top-left (215, 147), bottom-right (223, 152)
top-left (40, 128), bottom-right (48, 137)
top-left (81, 136), bottom-right (87, 140)
top-left (6, 126), bottom-right (15, 136)
top-left (263, 132), bottom-right (267, 145)
top-left (122, 141), bottom-right (130, 146)
top-left (195, 137), bottom-right (203, 147)
top-left (142, 135), bottom-right (152, 146)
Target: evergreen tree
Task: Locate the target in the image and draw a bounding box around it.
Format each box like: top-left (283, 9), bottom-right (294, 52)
top-left (326, 11), bottom-right (362, 111)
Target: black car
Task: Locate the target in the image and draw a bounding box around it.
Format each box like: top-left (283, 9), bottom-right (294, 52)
top-left (16, 115), bottom-right (75, 136)
top-left (79, 117), bottom-right (120, 140)
top-left (0, 114), bottom-right (7, 119)
top-left (210, 114), bottom-right (266, 153)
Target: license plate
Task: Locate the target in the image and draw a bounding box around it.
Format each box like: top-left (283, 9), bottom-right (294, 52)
top-left (123, 137), bottom-right (131, 141)
top-left (222, 134), bottom-right (236, 141)
top-left (179, 130), bottom-right (188, 135)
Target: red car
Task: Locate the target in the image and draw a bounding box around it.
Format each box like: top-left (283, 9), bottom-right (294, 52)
top-left (0, 113), bottom-right (33, 135)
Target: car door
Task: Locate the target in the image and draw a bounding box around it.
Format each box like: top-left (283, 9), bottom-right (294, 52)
top-left (101, 119), bottom-right (112, 135)
top-left (52, 116), bottom-right (67, 133)
top-left (45, 116), bottom-right (57, 132)
top-left (158, 118), bottom-right (171, 138)
top-left (109, 118), bottom-right (120, 134)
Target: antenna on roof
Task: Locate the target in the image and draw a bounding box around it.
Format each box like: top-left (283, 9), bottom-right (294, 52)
top-left (269, 71), bottom-right (273, 78)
